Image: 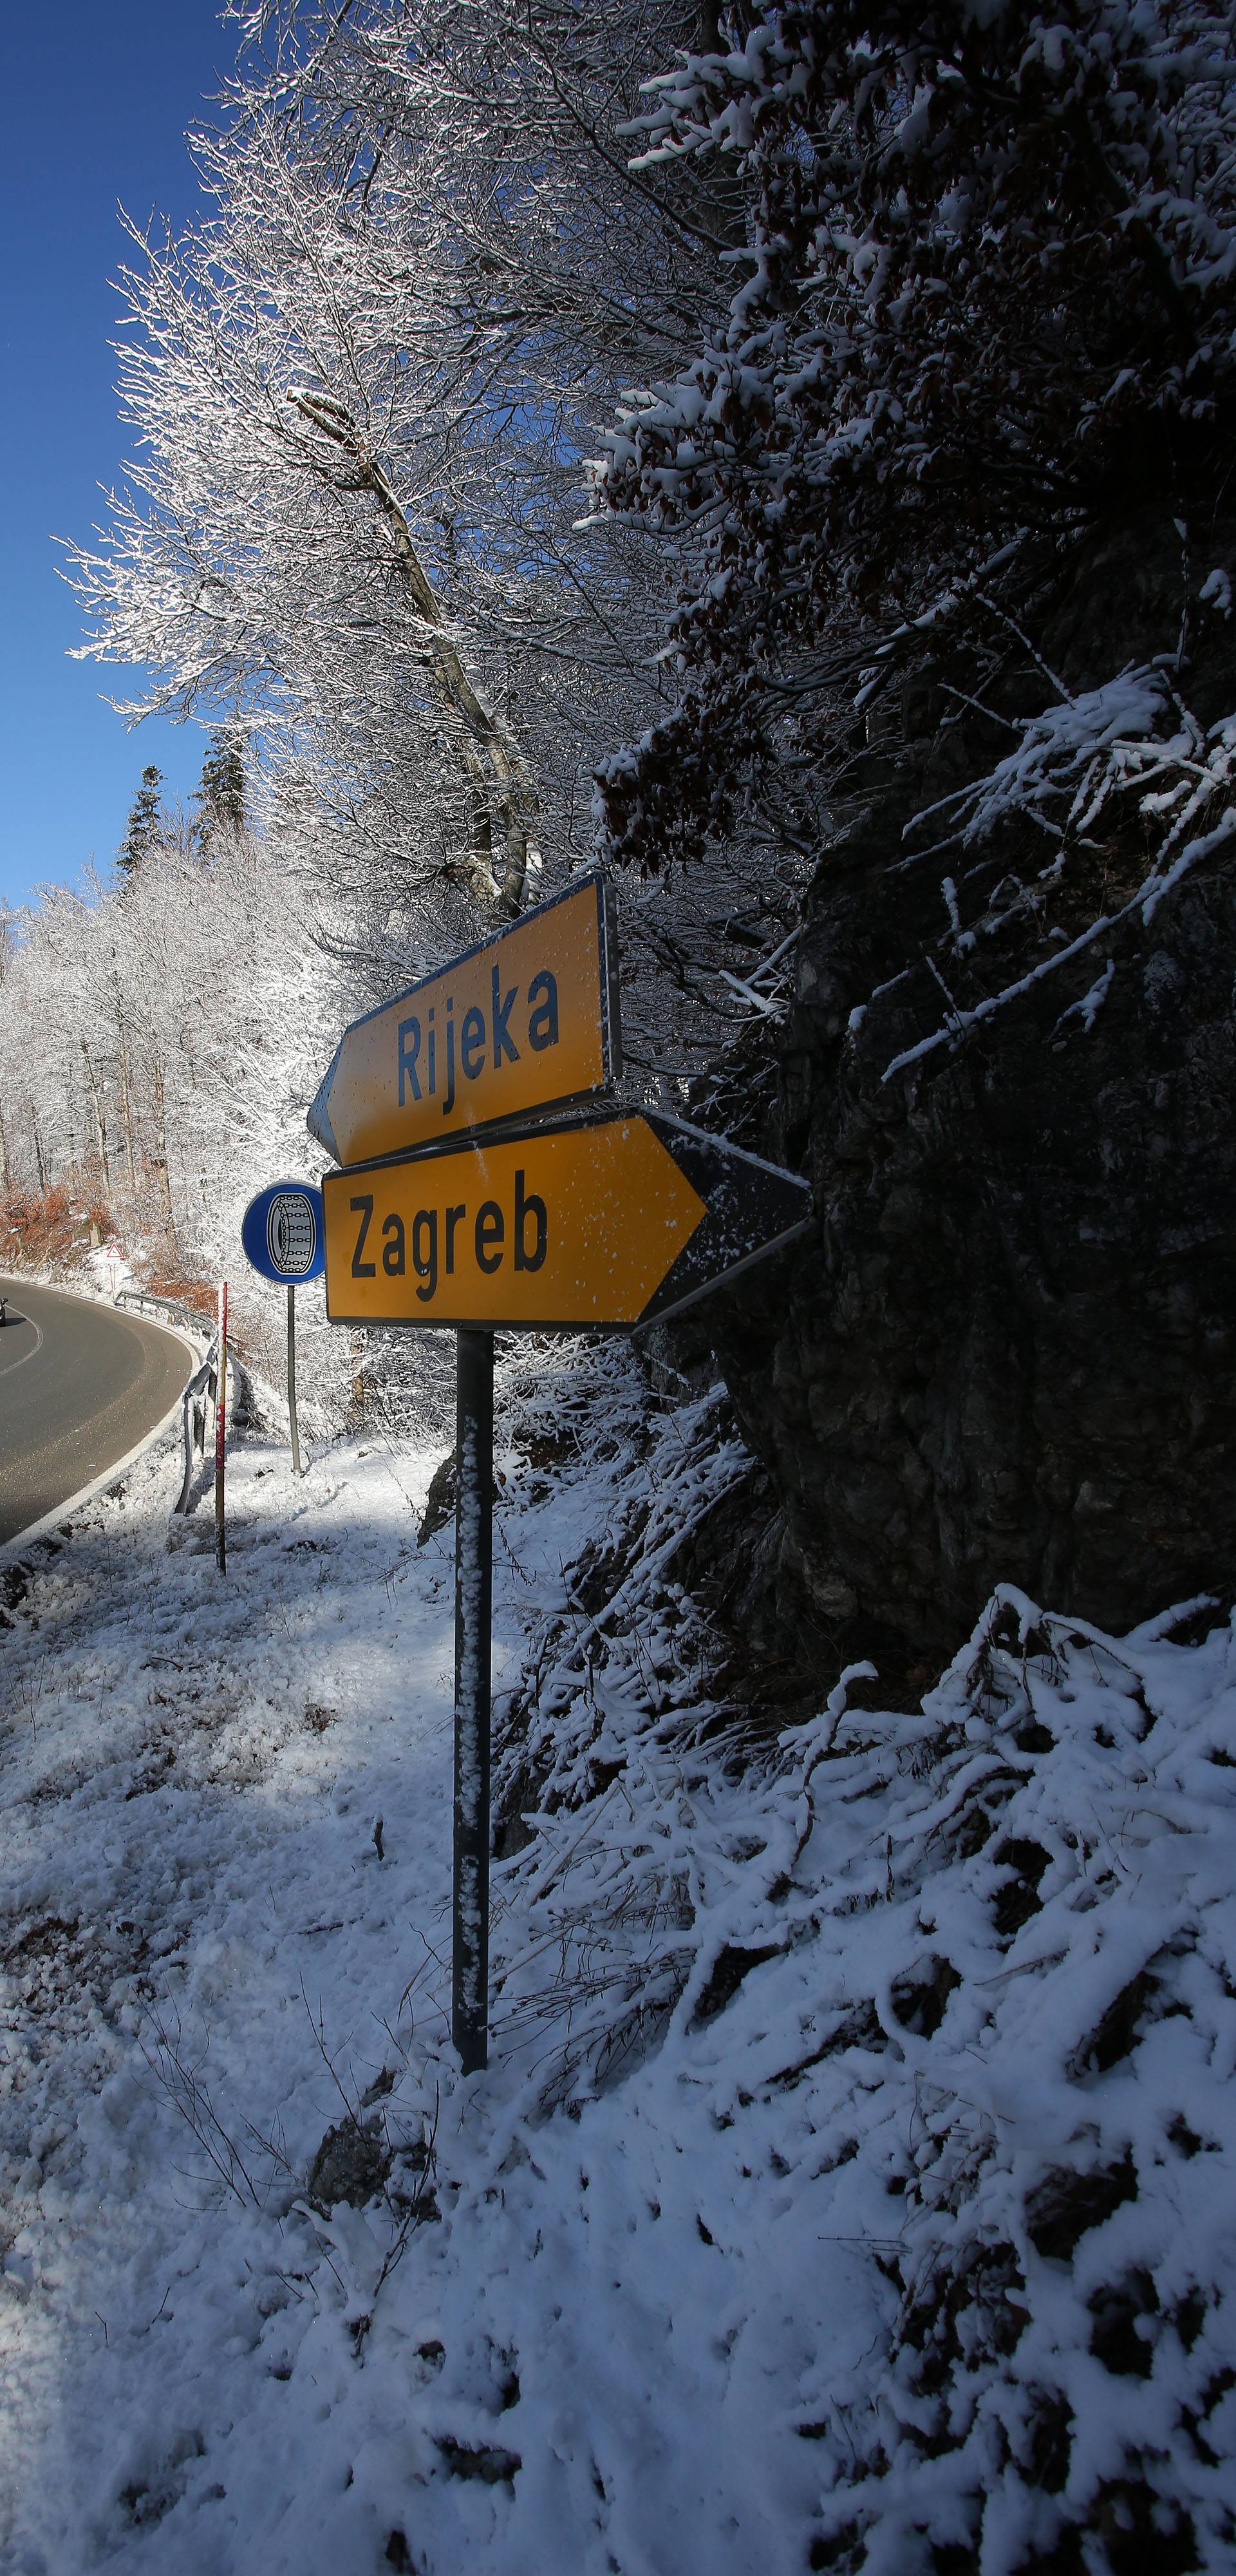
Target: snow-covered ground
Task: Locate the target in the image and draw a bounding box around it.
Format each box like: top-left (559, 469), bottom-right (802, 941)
top-left (2, 1341), bottom-right (1235, 2573)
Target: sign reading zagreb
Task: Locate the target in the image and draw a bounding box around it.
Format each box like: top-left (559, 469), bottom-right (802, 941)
top-left (321, 1115), bottom-right (810, 1333)
top-left (241, 1181), bottom-right (326, 1285)
top-left (307, 872), bottom-right (619, 1169)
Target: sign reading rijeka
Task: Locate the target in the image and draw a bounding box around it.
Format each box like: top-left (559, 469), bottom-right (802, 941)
top-left (308, 873), bottom-right (619, 1169)
top-left (321, 1115), bottom-right (811, 1333)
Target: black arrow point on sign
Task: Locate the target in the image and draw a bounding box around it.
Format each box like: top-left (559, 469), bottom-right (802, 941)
top-left (635, 1117), bottom-right (812, 1328)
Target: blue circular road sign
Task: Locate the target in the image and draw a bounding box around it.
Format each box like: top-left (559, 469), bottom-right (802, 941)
top-left (241, 1181), bottom-right (326, 1284)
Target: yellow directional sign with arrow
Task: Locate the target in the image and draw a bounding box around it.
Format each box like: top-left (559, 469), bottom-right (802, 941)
top-left (308, 873), bottom-right (619, 1168)
top-left (321, 1113), bottom-right (810, 1332)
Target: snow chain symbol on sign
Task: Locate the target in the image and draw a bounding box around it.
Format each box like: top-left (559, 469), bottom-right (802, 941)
top-left (267, 1191), bottom-right (317, 1278)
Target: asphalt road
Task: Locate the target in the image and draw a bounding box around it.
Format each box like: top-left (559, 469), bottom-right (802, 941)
top-left (0, 1277), bottom-right (193, 1548)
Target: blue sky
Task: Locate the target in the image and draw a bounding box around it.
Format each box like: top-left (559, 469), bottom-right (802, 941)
top-left (0, 3), bottom-right (247, 907)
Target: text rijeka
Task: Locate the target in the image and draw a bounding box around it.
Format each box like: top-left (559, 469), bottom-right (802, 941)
top-left (398, 965), bottom-right (561, 1118)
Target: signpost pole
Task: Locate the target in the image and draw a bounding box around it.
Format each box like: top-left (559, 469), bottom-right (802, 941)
top-left (287, 1283), bottom-right (302, 1477)
top-left (215, 1280), bottom-right (228, 1576)
top-left (239, 1185), bottom-right (324, 1478)
top-left (452, 1326), bottom-right (493, 2074)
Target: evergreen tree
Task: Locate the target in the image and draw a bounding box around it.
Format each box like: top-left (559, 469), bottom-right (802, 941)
top-left (193, 725), bottom-right (247, 846)
top-left (118, 765), bottom-right (164, 879)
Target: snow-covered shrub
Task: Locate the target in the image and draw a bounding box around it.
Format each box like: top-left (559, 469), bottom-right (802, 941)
top-left (438, 1352), bottom-right (1236, 2569)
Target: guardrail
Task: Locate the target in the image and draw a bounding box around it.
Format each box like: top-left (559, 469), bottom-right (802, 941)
top-left (111, 1287), bottom-right (221, 1515)
top-left (115, 1285), bottom-right (214, 1340)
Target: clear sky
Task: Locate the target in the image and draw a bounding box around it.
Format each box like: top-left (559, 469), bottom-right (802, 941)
top-left (0, 3), bottom-right (248, 909)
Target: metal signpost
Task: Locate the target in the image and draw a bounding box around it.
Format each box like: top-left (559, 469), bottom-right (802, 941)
top-left (240, 1182), bottom-right (327, 1477)
top-left (453, 1326), bottom-right (494, 2074)
top-left (308, 879), bottom-right (810, 2075)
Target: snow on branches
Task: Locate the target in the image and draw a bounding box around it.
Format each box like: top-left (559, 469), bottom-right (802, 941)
top-left (592, 1), bottom-right (1236, 873)
top-left (874, 657), bottom-right (1236, 1074)
top-left (64, 0), bottom-right (728, 958)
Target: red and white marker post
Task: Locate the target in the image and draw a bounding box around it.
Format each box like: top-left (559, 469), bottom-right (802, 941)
top-left (215, 1281), bottom-right (228, 1575)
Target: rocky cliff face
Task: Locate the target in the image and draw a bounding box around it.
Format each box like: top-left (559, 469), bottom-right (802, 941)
top-left (682, 509), bottom-right (1236, 1680)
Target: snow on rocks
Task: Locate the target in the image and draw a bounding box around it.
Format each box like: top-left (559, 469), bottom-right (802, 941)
top-left (0, 1347), bottom-right (1234, 2571)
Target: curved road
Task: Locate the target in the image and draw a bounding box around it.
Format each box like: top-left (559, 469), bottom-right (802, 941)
top-left (0, 1278), bottom-right (193, 1548)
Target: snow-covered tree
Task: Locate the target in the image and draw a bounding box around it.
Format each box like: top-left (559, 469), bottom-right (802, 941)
top-left (62, 1), bottom-right (801, 1083)
top-left (66, 4), bottom-right (732, 930)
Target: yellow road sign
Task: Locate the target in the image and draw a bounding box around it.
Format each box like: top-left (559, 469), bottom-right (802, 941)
top-left (323, 1115), bottom-right (811, 1331)
top-left (308, 874), bottom-right (619, 1168)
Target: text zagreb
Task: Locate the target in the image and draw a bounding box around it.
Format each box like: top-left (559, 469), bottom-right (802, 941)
top-left (398, 966), bottom-right (559, 1117)
top-left (350, 1169), bottom-right (548, 1303)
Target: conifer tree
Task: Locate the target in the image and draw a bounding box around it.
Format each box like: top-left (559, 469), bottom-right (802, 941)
top-left (118, 765), bottom-right (164, 879)
top-left (192, 725), bottom-right (247, 848)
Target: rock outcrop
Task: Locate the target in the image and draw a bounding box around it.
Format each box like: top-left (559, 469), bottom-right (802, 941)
top-left (684, 509), bottom-right (1236, 1678)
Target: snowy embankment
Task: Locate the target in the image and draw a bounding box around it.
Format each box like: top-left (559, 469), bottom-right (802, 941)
top-left (1, 1344), bottom-right (1235, 2574)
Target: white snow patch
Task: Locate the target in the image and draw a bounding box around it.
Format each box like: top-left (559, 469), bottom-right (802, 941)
top-left (0, 1356), bottom-right (1233, 2571)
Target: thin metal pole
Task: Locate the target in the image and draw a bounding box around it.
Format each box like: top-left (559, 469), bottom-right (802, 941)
top-left (287, 1283), bottom-right (301, 1477)
top-left (453, 1327), bottom-right (493, 2074)
top-left (215, 1280), bottom-right (228, 1575)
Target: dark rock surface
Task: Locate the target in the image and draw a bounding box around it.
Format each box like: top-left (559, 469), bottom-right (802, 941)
top-left (687, 508), bottom-right (1236, 1677)
top-left (307, 2111), bottom-right (390, 2211)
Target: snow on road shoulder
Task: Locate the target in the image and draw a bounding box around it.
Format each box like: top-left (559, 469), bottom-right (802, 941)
top-left (2, 1349), bottom-right (1236, 2573)
top-left (0, 1397), bottom-right (445, 2561)
top-left (0, 1338), bottom-right (686, 2571)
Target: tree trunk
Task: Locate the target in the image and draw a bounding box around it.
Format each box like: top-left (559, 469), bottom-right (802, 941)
top-left (80, 1041), bottom-right (110, 1193)
top-left (290, 393), bottom-right (536, 916)
top-left (151, 1056), bottom-right (176, 1233)
top-left (117, 1009), bottom-right (139, 1197)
